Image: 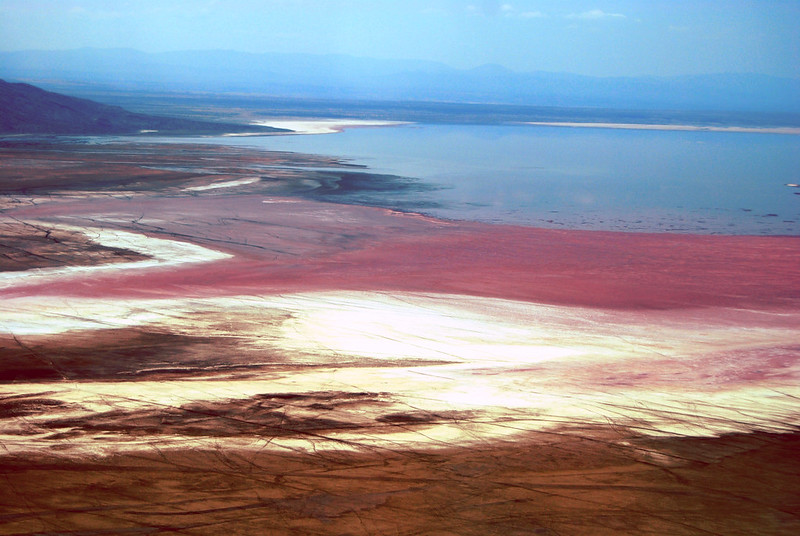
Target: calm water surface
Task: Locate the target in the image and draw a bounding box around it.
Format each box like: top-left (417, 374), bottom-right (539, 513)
top-left (202, 124), bottom-right (800, 234)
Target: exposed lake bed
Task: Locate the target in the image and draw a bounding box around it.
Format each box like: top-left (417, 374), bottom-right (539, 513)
top-left (2, 0), bottom-right (799, 529)
top-left (1, 128), bottom-right (799, 534)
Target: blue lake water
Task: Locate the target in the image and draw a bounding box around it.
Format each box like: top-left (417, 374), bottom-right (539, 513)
top-left (193, 123), bottom-right (799, 234)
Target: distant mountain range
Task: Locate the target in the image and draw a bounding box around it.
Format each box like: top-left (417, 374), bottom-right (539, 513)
top-left (1, 48), bottom-right (799, 113)
top-left (0, 78), bottom-right (281, 135)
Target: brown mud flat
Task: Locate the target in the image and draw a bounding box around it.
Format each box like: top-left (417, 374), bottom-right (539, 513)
top-left (1, 140), bottom-right (799, 535)
top-left (0, 220), bottom-right (147, 272)
top-left (0, 430), bottom-right (798, 535)
top-left (0, 141), bottom-right (352, 194)
top-left (0, 329), bottom-right (252, 382)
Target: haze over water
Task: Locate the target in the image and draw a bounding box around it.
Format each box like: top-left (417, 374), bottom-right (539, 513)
top-left (210, 123), bottom-right (800, 235)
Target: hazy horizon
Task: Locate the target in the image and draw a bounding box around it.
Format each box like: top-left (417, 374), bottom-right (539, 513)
top-left (4, 45), bottom-right (800, 81)
top-left (1, 1), bottom-right (798, 79)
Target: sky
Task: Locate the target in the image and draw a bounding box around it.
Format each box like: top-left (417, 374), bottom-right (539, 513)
top-left (0, 0), bottom-right (798, 78)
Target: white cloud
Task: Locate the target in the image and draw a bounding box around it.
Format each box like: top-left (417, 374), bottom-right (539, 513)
top-left (567, 9), bottom-right (626, 20)
top-left (492, 4), bottom-right (548, 19)
top-left (520, 11), bottom-right (546, 19)
top-left (466, 2), bottom-right (512, 17)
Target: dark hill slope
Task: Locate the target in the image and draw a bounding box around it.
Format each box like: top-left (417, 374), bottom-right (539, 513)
top-left (0, 79), bottom-right (280, 135)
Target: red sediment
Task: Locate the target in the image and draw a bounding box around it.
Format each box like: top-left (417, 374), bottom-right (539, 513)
top-left (321, 224), bottom-right (800, 309)
top-left (5, 194), bottom-right (799, 310)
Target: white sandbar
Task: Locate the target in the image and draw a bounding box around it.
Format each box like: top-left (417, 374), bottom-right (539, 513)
top-left (250, 118), bottom-right (411, 135)
top-left (185, 177), bottom-right (261, 191)
top-left (527, 121), bottom-right (800, 135)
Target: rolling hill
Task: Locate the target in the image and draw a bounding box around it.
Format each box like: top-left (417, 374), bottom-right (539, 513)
top-left (0, 78), bottom-right (281, 135)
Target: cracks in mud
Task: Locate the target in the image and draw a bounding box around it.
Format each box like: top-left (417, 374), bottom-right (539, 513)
top-left (1, 430), bottom-right (798, 535)
top-left (0, 218), bottom-right (148, 272)
top-left (0, 330), bottom-right (252, 382)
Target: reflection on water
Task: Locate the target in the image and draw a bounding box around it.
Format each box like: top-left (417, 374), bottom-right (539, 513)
top-left (172, 124), bottom-right (800, 234)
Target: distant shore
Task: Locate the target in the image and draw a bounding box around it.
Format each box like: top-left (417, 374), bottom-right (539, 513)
top-left (251, 118), bottom-right (411, 135)
top-left (527, 121), bottom-right (800, 134)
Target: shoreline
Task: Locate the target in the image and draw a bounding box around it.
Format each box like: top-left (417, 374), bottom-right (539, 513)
top-left (1, 138), bottom-right (798, 535)
top-left (527, 120), bottom-right (800, 134)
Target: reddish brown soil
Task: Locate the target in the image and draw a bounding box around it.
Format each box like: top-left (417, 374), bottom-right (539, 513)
top-left (0, 430), bottom-right (798, 535)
